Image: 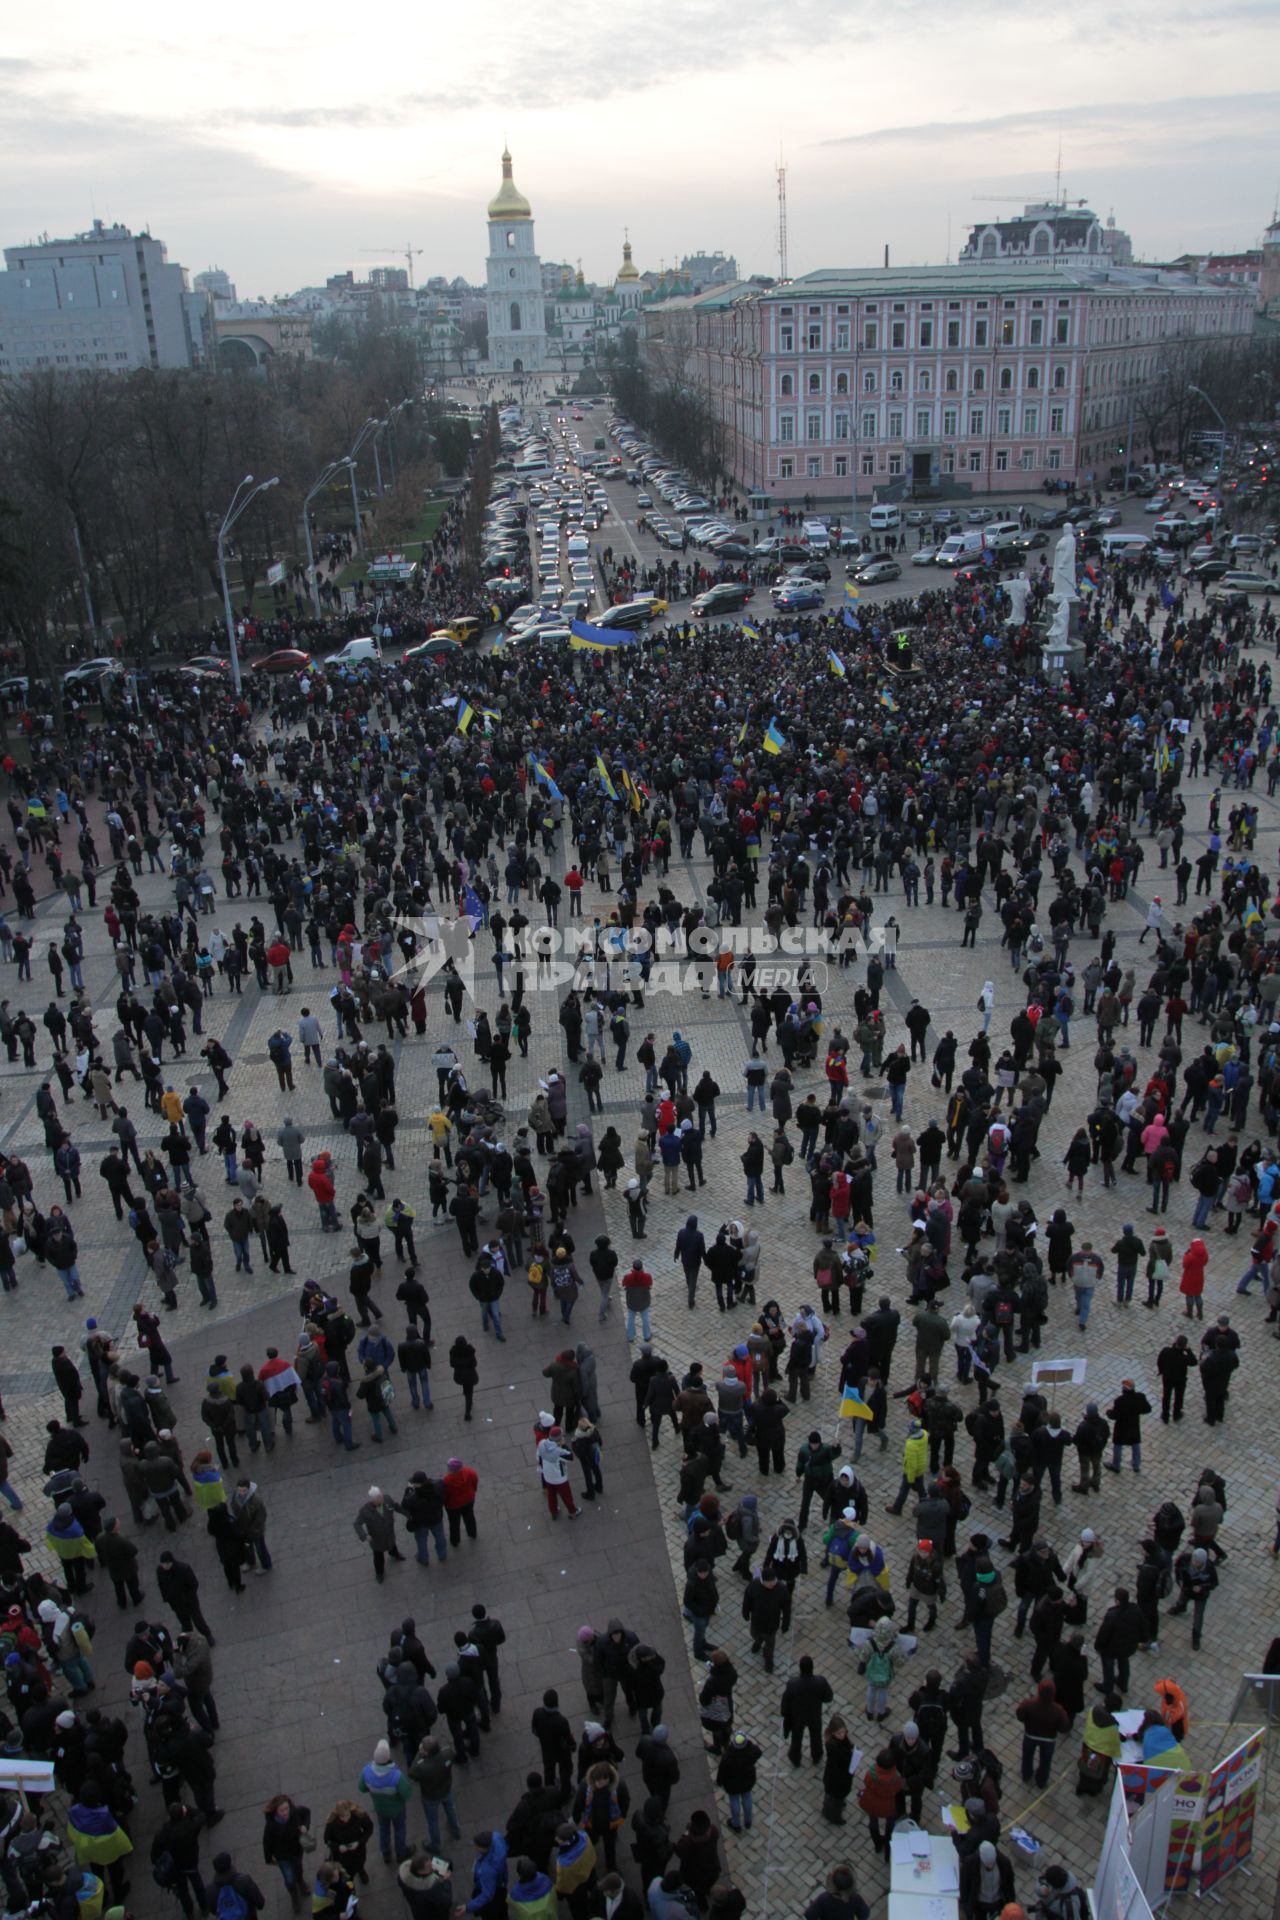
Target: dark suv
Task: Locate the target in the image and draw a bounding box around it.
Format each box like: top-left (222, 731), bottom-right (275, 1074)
top-left (692, 581), bottom-right (752, 617)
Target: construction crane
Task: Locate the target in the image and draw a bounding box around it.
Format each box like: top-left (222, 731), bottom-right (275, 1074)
top-left (972, 196), bottom-right (1088, 207)
top-left (360, 244), bottom-right (425, 286)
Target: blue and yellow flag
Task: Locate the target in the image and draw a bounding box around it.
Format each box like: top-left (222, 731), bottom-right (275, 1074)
top-left (879, 690), bottom-right (897, 714)
top-left (839, 1384), bottom-right (874, 1422)
top-left (741, 621), bottom-right (760, 641)
top-left (620, 767), bottom-right (642, 814)
top-left (528, 755), bottom-right (565, 803)
top-left (763, 718), bottom-right (787, 755)
top-left (827, 649), bottom-right (846, 679)
top-left (481, 707), bottom-right (502, 730)
top-left (596, 755), bottom-right (618, 801)
top-left (844, 580), bottom-right (859, 601)
top-left (456, 701), bottom-right (475, 735)
top-left (570, 619), bottom-right (633, 652)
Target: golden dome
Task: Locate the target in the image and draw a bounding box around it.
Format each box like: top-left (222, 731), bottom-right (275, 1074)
top-left (616, 236), bottom-right (640, 283)
top-left (488, 147), bottom-right (532, 222)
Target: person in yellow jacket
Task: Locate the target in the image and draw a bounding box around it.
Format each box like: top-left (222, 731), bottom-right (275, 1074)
top-left (45, 1504), bottom-right (97, 1594)
top-left (553, 1820), bottom-right (597, 1906)
top-left (884, 1419), bottom-right (930, 1517)
top-left (426, 1108), bottom-right (453, 1165)
top-left (1076, 1701), bottom-right (1122, 1797)
top-left (190, 1449), bottom-right (227, 1511)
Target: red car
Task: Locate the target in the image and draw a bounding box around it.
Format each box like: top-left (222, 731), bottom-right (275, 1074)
top-left (251, 649), bottom-right (312, 674)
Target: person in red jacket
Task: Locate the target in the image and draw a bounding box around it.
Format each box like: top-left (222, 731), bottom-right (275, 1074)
top-left (266, 939), bottom-right (292, 995)
top-left (307, 1154), bottom-right (339, 1231)
top-left (442, 1457), bottom-right (478, 1547)
top-left (564, 868), bottom-right (584, 918)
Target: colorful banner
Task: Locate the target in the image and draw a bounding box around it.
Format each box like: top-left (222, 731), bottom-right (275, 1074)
top-left (1198, 1731), bottom-right (1263, 1894)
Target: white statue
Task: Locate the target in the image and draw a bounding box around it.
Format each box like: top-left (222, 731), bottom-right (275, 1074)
top-left (1047, 596), bottom-right (1071, 646)
top-left (1004, 575), bottom-right (1030, 626)
top-left (1050, 523), bottom-right (1079, 607)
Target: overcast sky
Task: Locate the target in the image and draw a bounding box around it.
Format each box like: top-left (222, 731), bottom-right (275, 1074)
top-left (3, 0), bottom-right (1278, 299)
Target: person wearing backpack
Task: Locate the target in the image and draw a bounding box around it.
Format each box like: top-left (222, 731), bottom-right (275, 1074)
top-left (152, 1801), bottom-right (209, 1917)
top-left (210, 1852), bottom-right (265, 1920)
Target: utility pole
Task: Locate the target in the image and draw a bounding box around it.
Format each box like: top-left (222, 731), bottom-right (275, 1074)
top-left (776, 158), bottom-right (788, 284)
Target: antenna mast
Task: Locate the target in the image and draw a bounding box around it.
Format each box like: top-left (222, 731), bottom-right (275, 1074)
top-left (776, 156), bottom-right (788, 283)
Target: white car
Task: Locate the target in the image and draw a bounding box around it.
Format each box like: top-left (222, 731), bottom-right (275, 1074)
top-left (910, 547), bottom-right (939, 566)
top-left (1143, 493), bottom-right (1172, 513)
top-left (64, 656), bottom-right (119, 685)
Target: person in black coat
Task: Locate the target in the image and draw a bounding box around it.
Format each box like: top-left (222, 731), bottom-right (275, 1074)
top-left (635, 1726), bottom-right (680, 1810)
top-left (530, 1690), bottom-right (574, 1795)
top-left (780, 1655), bottom-right (833, 1766)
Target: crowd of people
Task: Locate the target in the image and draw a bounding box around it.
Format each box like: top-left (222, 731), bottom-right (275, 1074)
top-left (0, 416), bottom-right (1276, 1920)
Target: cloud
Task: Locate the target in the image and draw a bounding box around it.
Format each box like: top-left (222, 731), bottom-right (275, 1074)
top-left (817, 91), bottom-right (1280, 148)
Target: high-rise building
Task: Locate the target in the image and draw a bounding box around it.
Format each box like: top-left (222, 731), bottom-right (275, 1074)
top-left (484, 149), bottom-right (546, 374)
top-left (0, 220), bottom-right (209, 376)
top-left (195, 267), bottom-right (236, 303)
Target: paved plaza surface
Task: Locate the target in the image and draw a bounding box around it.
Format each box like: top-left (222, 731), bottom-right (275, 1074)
top-left (2, 639), bottom-right (1279, 1918)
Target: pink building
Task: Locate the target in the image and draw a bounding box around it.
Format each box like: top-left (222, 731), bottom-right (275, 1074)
top-left (642, 264), bottom-right (1254, 505)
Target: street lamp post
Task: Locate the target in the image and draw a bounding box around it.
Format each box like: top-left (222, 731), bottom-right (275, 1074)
top-left (302, 459), bottom-right (354, 616)
top-left (1187, 382), bottom-right (1228, 463)
top-left (217, 474), bottom-right (279, 696)
top-left (346, 420), bottom-right (381, 553)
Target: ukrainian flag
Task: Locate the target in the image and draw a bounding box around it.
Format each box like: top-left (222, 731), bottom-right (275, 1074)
top-left (844, 580), bottom-right (859, 601)
top-left (839, 1384), bottom-right (874, 1422)
top-left (828, 649), bottom-right (846, 679)
top-left (596, 755), bottom-right (618, 801)
top-left (570, 619), bottom-right (632, 651)
top-left (879, 690), bottom-right (897, 714)
top-left (620, 768), bottom-right (641, 813)
top-left (738, 719), bottom-right (748, 746)
top-left (763, 718), bottom-right (787, 755)
top-left (529, 756), bottom-right (565, 803)
top-left (481, 707), bottom-right (502, 729)
top-left (456, 701), bottom-right (475, 735)
top-left (741, 622), bottom-right (760, 641)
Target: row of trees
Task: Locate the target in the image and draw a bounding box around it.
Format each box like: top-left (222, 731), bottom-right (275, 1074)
top-left (0, 360), bottom-right (484, 689)
top-left (604, 329), bottom-right (725, 487)
top-left (1130, 332), bottom-right (1280, 468)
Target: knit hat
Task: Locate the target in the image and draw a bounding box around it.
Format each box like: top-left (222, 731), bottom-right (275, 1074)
top-left (1080, 1529), bottom-right (1096, 1545)
top-left (447, 1458), bottom-right (463, 1471)
top-left (373, 1740), bottom-right (391, 1764)
top-left (55, 1710), bottom-right (77, 1728)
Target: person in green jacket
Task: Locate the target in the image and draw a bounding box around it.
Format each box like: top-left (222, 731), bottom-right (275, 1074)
top-left (358, 1741), bottom-right (413, 1863)
top-left (795, 1433), bottom-right (843, 1532)
top-left (884, 1421), bottom-right (929, 1517)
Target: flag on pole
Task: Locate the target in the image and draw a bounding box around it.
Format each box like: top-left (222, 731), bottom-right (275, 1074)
top-left (839, 1384), bottom-right (874, 1422)
top-left (763, 718), bottom-right (787, 755)
top-left (741, 622), bottom-right (760, 641)
top-left (456, 701), bottom-right (475, 735)
top-left (596, 755), bottom-right (618, 801)
top-left (460, 884), bottom-right (484, 929)
top-left (879, 690), bottom-right (897, 714)
top-left (620, 767), bottom-right (643, 813)
top-left (843, 607), bottom-right (861, 630)
top-left (827, 649), bottom-right (846, 679)
top-left (737, 719), bottom-right (748, 746)
top-left (844, 580), bottom-right (860, 601)
top-left (481, 707), bottom-right (501, 729)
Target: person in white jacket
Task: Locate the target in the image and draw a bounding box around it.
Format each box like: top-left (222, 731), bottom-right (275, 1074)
top-left (537, 1429), bottom-right (580, 1522)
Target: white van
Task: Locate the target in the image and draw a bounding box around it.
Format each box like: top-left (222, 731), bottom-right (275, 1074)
top-left (1100, 532), bottom-right (1151, 560)
top-left (986, 521), bottom-right (1022, 552)
top-left (868, 505), bottom-right (901, 532)
top-left (802, 519), bottom-right (831, 553)
top-left (935, 530), bottom-right (986, 567)
top-left (327, 636), bottom-right (382, 669)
